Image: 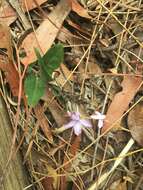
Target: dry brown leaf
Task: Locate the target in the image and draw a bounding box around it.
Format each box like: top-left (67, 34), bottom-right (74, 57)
top-left (102, 76), bottom-right (142, 133)
top-left (20, 0), bottom-right (71, 65)
top-left (20, 0), bottom-right (47, 11)
top-left (41, 165), bottom-right (58, 190)
top-left (34, 104), bottom-right (53, 143)
top-left (41, 177), bottom-right (53, 190)
top-left (0, 23), bottom-right (19, 96)
top-left (5, 62), bottom-right (20, 96)
top-left (70, 0), bottom-right (91, 19)
top-left (128, 101), bottom-right (143, 146)
top-left (0, 0), bottom-right (47, 25)
top-left (0, 23), bottom-right (12, 57)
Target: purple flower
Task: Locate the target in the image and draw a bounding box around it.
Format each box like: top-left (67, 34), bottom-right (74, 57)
top-left (64, 111), bottom-right (92, 136)
top-left (90, 111), bottom-right (106, 129)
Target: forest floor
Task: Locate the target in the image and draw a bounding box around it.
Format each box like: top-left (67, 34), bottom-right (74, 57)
top-left (1, 0), bottom-right (143, 189)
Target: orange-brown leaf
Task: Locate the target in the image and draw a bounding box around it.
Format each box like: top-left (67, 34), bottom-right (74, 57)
top-left (0, 23), bottom-right (19, 96)
top-left (0, 23), bottom-right (12, 57)
top-left (102, 76), bottom-right (142, 133)
top-left (42, 177), bottom-right (53, 190)
top-left (71, 0), bottom-right (91, 19)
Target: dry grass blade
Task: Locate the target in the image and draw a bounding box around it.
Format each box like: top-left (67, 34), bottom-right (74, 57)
top-left (88, 138), bottom-right (135, 190)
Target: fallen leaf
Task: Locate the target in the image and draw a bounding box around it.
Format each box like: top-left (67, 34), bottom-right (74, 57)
top-left (0, 23), bottom-right (19, 96)
top-left (42, 177), bottom-right (53, 190)
top-left (46, 165), bottom-right (58, 189)
top-left (128, 101), bottom-right (143, 146)
top-left (102, 76), bottom-right (142, 133)
top-left (34, 104), bottom-right (53, 143)
top-left (20, 0), bottom-right (47, 11)
top-left (0, 23), bottom-right (12, 57)
top-left (5, 61), bottom-right (20, 96)
top-left (70, 0), bottom-right (91, 19)
top-left (20, 0), bottom-right (71, 65)
top-left (0, 0), bottom-right (48, 25)
top-left (41, 165), bottom-right (58, 190)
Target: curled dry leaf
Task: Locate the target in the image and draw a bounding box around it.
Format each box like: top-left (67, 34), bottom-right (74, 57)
top-left (128, 101), bottom-right (143, 146)
top-left (102, 76), bottom-right (142, 133)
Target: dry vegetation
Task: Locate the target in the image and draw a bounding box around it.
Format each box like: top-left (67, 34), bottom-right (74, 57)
top-left (0, 0), bottom-right (143, 189)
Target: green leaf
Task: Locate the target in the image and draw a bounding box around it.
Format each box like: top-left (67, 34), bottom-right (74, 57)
top-left (44, 43), bottom-right (64, 69)
top-left (41, 43), bottom-right (64, 79)
top-left (34, 48), bottom-right (44, 66)
top-left (24, 73), bottom-right (45, 107)
top-left (24, 44), bottom-right (64, 106)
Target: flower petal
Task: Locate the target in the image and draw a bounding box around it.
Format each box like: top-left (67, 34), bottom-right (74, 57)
top-left (80, 119), bottom-right (92, 128)
top-left (71, 112), bottom-right (80, 120)
top-left (98, 120), bottom-right (104, 129)
top-left (73, 122), bottom-right (82, 136)
top-left (90, 115), bottom-right (100, 120)
top-left (64, 120), bottom-right (77, 129)
top-left (91, 112), bottom-right (106, 120)
top-left (67, 111), bottom-right (72, 117)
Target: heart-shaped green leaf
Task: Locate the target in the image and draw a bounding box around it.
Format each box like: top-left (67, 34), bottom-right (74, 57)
top-left (44, 43), bottom-right (64, 69)
top-left (24, 43), bottom-right (64, 107)
top-left (41, 43), bottom-right (64, 78)
top-left (24, 73), bottom-right (45, 107)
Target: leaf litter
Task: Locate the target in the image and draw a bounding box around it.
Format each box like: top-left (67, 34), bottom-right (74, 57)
top-left (1, 0), bottom-right (143, 190)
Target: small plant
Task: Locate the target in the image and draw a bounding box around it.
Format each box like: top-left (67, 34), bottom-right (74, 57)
top-left (24, 43), bottom-right (64, 107)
